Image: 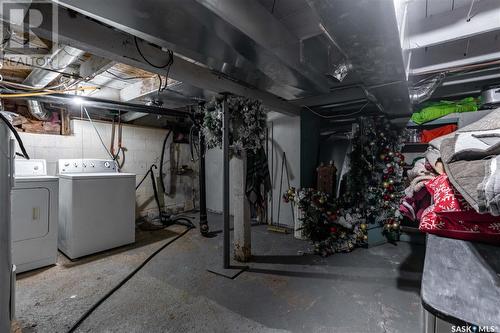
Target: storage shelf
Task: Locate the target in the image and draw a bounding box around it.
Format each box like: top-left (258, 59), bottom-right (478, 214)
top-left (406, 117), bottom-right (458, 129)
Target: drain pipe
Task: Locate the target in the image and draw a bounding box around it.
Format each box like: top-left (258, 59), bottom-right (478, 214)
top-left (409, 73), bottom-right (446, 105)
top-left (23, 45), bottom-right (85, 88)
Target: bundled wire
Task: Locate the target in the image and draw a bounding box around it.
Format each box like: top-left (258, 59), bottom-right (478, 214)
top-left (134, 36), bottom-right (174, 70)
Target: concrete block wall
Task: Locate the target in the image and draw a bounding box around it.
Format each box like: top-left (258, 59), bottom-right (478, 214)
top-left (17, 119), bottom-right (198, 217)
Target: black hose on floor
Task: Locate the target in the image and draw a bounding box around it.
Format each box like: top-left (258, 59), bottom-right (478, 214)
top-left (66, 226), bottom-right (194, 333)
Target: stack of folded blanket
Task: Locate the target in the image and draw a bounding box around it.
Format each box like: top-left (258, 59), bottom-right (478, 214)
top-left (400, 108), bottom-right (500, 244)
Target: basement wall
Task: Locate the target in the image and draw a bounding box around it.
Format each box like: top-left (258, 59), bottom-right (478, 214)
top-left (17, 119), bottom-right (198, 217)
top-left (204, 112), bottom-right (300, 229)
top-left (267, 112), bottom-right (300, 228)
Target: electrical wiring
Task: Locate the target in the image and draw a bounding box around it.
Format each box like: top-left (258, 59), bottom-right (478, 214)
top-left (82, 105), bottom-right (116, 162)
top-left (0, 86), bottom-right (98, 98)
top-left (0, 78), bottom-right (76, 91)
top-left (0, 112), bottom-right (30, 159)
top-left (303, 102), bottom-right (370, 119)
top-left (134, 36), bottom-right (174, 69)
top-left (105, 70), bottom-right (151, 81)
top-left (65, 225), bottom-right (193, 333)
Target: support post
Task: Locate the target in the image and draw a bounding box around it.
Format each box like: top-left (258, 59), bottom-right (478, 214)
top-left (198, 131), bottom-right (209, 235)
top-left (222, 98), bottom-right (230, 269)
top-left (232, 152), bottom-right (251, 262)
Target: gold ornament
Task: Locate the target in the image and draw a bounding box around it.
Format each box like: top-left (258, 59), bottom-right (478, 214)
top-left (360, 223), bottom-right (367, 231)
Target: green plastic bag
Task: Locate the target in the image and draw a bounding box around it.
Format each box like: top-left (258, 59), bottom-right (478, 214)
top-left (410, 97), bottom-right (479, 125)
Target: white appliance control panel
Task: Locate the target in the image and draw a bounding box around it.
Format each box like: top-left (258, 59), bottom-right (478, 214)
top-left (57, 159), bottom-right (118, 174)
top-left (15, 159), bottom-right (47, 176)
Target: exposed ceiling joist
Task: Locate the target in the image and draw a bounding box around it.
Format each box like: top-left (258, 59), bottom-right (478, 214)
top-left (408, 0), bottom-right (500, 50)
top-left (1, 2), bottom-right (300, 116)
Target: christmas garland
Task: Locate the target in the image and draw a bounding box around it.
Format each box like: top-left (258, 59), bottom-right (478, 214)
top-left (284, 116), bottom-right (406, 256)
top-left (202, 96), bottom-right (267, 153)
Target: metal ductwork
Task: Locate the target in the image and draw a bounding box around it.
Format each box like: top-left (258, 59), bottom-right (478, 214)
top-left (409, 73), bottom-right (446, 105)
top-left (23, 45), bottom-right (85, 88)
top-left (307, 0), bottom-right (412, 115)
top-left (27, 100), bottom-right (50, 120)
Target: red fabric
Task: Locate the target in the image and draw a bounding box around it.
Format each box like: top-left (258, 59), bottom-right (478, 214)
top-left (420, 124), bottom-right (457, 143)
top-left (419, 175), bottom-right (500, 244)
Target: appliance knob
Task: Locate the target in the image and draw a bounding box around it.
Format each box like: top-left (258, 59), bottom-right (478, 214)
top-left (104, 162), bottom-right (110, 168)
top-left (90, 162), bottom-right (95, 168)
top-left (64, 162), bottom-right (70, 167)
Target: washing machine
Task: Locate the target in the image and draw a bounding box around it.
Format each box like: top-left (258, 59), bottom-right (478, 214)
top-left (11, 159), bottom-right (59, 273)
top-left (57, 159), bottom-right (136, 259)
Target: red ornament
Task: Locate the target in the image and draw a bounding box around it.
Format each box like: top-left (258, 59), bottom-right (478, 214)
top-left (383, 194), bottom-right (390, 201)
top-left (384, 156), bottom-right (391, 162)
top-left (330, 226), bottom-right (338, 234)
top-left (388, 184), bottom-right (394, 192)
top-left (387, 167), bottom-right (394, 174)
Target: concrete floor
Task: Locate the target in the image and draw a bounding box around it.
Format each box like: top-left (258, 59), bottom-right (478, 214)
top-left (15, 213), bottom-right (425, 333)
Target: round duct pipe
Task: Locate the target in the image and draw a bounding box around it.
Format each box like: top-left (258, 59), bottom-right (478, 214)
top-left (27, 100), bottom-right (50, 121)
top-left (409, 73), bottom-right (446, 105)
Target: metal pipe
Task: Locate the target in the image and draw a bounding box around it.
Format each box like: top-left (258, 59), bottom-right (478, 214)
top-left (222, 97), bottom-right (230, 269)
top-left (198, 130), bottom-right (209, 235)
top-left (27, 100), bottom-right (49, 120)
top-left (10, 93), bottom-right (189, 118)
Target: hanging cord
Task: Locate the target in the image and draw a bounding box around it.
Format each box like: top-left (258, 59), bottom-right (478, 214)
top-left (134, 36), bottom-right (174, 69)
top-left (110, 112), bottom-right (125, 169)
top-left (303, 102), bottom-right (370, 119)
top-left (159, 130), bottom-right (172, 193)
top-left (0, 112), bottom-right (30, 159)
top-left (65, 225), bottom-right (193, 333)
top-left (276, 151), bottom-right (294, 227)
top-left (82, 106), bottom-right (120, 168)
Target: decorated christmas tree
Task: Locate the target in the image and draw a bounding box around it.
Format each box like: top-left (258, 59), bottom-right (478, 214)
top-left (284, 116), bottom-right (406, 256)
